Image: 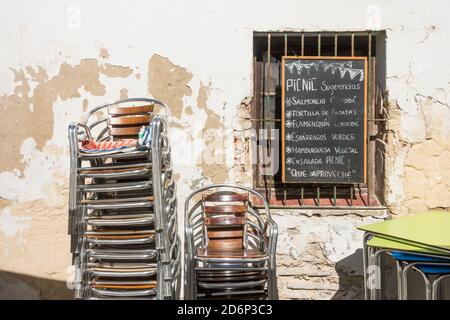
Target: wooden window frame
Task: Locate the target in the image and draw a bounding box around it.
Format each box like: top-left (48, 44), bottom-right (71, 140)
top-left (252, 31), bottom-right (387, 209)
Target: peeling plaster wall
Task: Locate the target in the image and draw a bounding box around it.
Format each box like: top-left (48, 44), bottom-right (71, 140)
top-left (0, 0), bottom-right (449, 299)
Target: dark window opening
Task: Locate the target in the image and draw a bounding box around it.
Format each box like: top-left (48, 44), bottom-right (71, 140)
top-left (252, 31), bottom-right (387, 209)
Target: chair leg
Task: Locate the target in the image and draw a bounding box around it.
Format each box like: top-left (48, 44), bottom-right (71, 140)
top-left (368, 247), bottom-right (373, 300)
top-left (267, 255), bottom-right (278, 300)
top-left (402, 264), bottom-right (409, 300)
top-left (368, 247), bottom-right (379, 300)
top-left (405, 265), bottom-right (432, 300)
top-left (424, 275), bottom-right (432, 300)
top-left (415, 267), bottom-right (432, 300)
top-left (362, 233), bottom-right (372, 300)
top-left (273, 270), bottom-right (279, 300)
top-left (439, 277), bottom-right (445, 300)
top-left (268, 267), bottom-right (278, 300)
top-left (267, 269), bottom-right (273, 300)
top-left (375, 251), bottom-right (382, 300)
top-left (432, 277), bottom-right (439, 300)
top-left (432, 275), bottom-right (449, 300)
top-left (185, 255), bottom-right (191, 300)
top-left (396, 261), bottom-right (404, 300)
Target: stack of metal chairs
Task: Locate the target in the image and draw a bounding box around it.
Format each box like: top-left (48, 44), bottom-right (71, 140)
top-left (184, 184), bottom-right (278, 300)
top-left (68, 98), bottom-right (180, 300)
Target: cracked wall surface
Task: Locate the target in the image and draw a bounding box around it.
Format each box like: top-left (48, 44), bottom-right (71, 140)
top-left (0, 0), bottom-right (449, 299)
top-left (385, 95), bottom-right (450, 214)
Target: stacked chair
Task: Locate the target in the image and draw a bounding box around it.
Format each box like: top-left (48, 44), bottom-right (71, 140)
top-left (185, 184), bottom-right (278, 300)
top-left (359, 210), bottom-right (450, 300)
top-left (68, 98), bottom-right (181, 300)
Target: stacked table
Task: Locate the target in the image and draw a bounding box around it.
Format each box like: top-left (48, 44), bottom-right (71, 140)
top-left (358, 210), bottom-right (450, 299)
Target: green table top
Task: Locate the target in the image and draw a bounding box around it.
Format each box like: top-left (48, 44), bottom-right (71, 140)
top-left (358, 211), bottom-right (450, 251)
top-left (367, 235), bottom-right (450, 256)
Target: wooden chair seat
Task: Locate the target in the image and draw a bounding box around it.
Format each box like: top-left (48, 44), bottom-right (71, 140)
top-left (197, 274), bottom-right (266, 282)
top-left (107, 105), bottom-right (154, 140)
top-left (202, 191), bottom-right (250, 252)
top-left (109, 127), bottom-right (142, 137)
top-left (204, 205), bottom-right (247, 214)
top-left (204, 192), bottom-right (248, 202)
top-left (196, 270), bottom-right (267, 282)
top-left (207, 229), bottom-right (243, 238)
top-left (85, 229), bottom-right (154, 240)
top-left (81, 196), bottom-right (154, 204)
top-left (86, 233), bottom-right (153, 240)
top-left (91, 267), bottom-right (156, 273)
top-left (196, 270), bottom-right (265, 276)
top-left (196, 247), bottom-right (266, 259)
top-left (205, 216), bottom-right (246, 226)
top-left (108, 104), bottom-right (154, 116)
top-left (109, 115), bottom-right (152, 125)
top-left (79, 165), bottom-right (148, 174)
top-left (91, 283), bottom-right (157, 289)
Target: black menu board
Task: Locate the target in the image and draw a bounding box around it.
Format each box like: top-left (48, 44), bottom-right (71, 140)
top-left (281, 57), bottom-right (367, 183)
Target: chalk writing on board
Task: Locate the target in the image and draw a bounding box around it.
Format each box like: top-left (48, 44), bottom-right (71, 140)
top-left (285, 61), bottom-right (364, 81)
top-left (282, 57), bottom-right (367, 184)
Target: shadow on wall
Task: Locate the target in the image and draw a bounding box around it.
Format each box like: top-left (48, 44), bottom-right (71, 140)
top-left (330, 249), bottom-right (402, 300)
top-left (330, 249), bottom-right (365, 300)
top-left (330, 250), bottom-right (450, 300)
top-left (0, 271), bottom-right (73, 300)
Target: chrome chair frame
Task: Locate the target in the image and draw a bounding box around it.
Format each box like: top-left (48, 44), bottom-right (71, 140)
top-left (68, 98), bottom-right (180, 300)
top-left (184, 184), bottom-right (278, 300)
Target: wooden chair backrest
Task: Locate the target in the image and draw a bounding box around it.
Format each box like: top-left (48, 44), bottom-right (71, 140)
top-left (202, 191), bottom-right (249, 251)
top-left (107, 104), bottom-right (154, 140)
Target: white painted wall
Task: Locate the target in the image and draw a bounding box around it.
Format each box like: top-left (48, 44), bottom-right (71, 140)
top-left (0, 0), bottom-right (449, 299)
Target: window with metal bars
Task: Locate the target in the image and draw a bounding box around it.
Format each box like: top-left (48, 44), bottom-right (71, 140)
top-left (252, 31), bottom-right (387, 209)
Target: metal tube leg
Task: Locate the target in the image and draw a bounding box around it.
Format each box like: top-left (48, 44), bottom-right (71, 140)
top-left (268, 269), bottom-right (274, 300)
top-left (184, 253), bottom-right (189, 300)
top-left (362, 233), bottom-right (372, 300)
top-left (368, 247), bottom-right (373, 300)
top-left (375, 251), bottom-right (382, 300)
top-left (369, 247), bottom-right (378, 300)
top-left (270, 262), bottom-right (279, 300)
top-left (424, 275), bottom-right (432, 300)
top-left (432, 275), bottom-right (449, 300)
top-left (402, 265), bottom-right (409, 300)
top-left (396, 261), bottom-right (403, 300)
top-left (404, 264), bottom-right (432, 300)
top-left (432, 278), bottom-right (439, 300)
top-left (363, 239), bottom-right (368, 299)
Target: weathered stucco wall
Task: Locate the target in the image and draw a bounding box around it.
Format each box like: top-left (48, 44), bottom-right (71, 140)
top-left (0, 0), bottom-right (449, 299)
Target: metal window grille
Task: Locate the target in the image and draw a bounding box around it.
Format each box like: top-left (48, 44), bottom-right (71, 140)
top-left (252, 31), bottom-right (387, 209)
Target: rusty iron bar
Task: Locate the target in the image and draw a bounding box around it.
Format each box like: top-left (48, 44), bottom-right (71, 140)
top-left (367, 32), bottom-right (372, 208)
top-left (301, 33), bottom-right (304, 56)
top-left (317, 186), bottom-right (320, 206)
top-left (300, 187), bottom-right (304, 206)
top-left (350, 185), bottom-right (354, 206)
top-left (284, 34), bottom-right (288, 56)
top-left (333, 186), bottom-right (337, 206)
top-left (351, 33), bottom-right (355, 56)
top-left (266, 33), bottom-right (272, 205)
top-left (334, 33), bottom-right (338, 56)
top-left (318, 34), bottom-right (321, 56)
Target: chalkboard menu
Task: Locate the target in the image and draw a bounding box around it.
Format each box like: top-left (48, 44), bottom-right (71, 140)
top-left (281, 57), bottom-right (367, 183)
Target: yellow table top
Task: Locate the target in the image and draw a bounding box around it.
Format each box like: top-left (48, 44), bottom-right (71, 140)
top-left (358, 211), bottom-right (450, 251)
